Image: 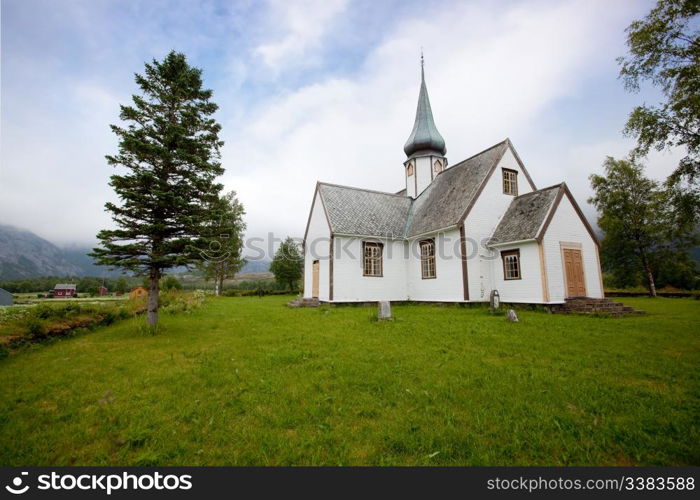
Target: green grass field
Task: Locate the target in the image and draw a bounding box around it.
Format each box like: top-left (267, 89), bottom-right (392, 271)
top-left (0, 296), bottom-right (698, 466)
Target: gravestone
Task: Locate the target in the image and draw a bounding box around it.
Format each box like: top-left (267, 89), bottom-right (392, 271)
top-left (506, 309), bottom-right (519, 322)
top-left (489, 289), bottom-right (500, 313)
top-left (378, 301), bottom-right (392, 320)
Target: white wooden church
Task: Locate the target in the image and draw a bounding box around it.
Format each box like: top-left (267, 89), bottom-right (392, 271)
top-left (302, 62), bottom-right (603, 304)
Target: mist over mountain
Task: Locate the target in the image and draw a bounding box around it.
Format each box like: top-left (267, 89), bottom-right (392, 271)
top-left (0, 225), bottom-right (121, 280)
top-left (0, 224), bottom-right (270, 280)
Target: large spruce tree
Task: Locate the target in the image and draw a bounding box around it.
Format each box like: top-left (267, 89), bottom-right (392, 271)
top-left (91, 51), bottom-right (224, 326)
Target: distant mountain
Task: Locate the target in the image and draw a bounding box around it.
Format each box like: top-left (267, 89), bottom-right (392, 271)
top-left (0, 225), bottom-right (123, 280)
top-left (0, 225), bottom-right (84, 280)
top-left (0, 224), bottom-right (272, 280)
top-left (240, 259), bottom-right (270, 273)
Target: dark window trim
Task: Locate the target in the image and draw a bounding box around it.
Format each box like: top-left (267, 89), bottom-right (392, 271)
top-left (362, 241), bottom-right (384, 277)
top-left (501, 249), bottom-right (522, 280)
top-left (502, 168), bottom-right (518, 196)
top-left (419, 238), bottom-right (437, 279)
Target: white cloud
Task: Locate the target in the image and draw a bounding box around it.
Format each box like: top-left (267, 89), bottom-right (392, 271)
top-left (221, 0), bottom-right (646, 250)
top-left (1, 0), bottom-right (664, 254)
top-left (254, 0), bottom-right (349, 70)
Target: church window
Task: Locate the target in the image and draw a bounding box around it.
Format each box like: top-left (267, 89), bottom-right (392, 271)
top-left (420, 239), bottom-right (436, 279)
top-left (502, 168), bottom-right (518, 195)
top-left (501, 249), bottom-right (521, 280)
top-left (433, 160), bottom-right (442, 174)
top-left (363, 241), bottom-right (383, 277)
top-left (407, 163), bottom-right (414, 176)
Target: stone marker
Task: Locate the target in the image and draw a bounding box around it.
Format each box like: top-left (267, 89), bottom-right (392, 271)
top-left (506, 309), bottom-right (519, 322)
top-left (378, 301), bottom-right (392, 320)
top-left (489, 289), bottom-right (500, 313)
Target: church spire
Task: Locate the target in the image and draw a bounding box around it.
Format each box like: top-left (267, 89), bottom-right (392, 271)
top-left (403, 53), bottom-right (446, 158)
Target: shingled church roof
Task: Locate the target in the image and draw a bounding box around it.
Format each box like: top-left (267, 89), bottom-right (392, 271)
top-left (314, 139), bottom-right (527, 239)
top-left (490, 184), bottom-right (563, 244)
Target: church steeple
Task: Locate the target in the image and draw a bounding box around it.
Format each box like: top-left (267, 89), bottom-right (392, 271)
top-left (403, 53), bottom-right (447, 199)
top-left (403, 54), bottom-right (446, 158)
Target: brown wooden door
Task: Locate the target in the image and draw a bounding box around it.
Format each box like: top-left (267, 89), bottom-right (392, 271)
top-left (312, 260), bottom-right (320, 298)
top-left (563, 249), bottom-right (586, 297)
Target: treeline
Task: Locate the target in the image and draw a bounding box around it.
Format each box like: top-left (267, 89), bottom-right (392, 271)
top-left (0, 276), bottom-right (141, 294)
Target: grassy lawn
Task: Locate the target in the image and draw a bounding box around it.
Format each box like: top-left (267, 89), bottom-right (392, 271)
top-left (0, 296), bottom-right (698, 466)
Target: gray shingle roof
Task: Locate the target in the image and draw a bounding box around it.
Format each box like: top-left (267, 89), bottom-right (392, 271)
top-left (318, 184), bottom-right (412, 237)
top-left (406, 140), bottom-right (509, 237)
top-left (316, 140), bottom-right (511, 238)
top-left (490, 184), bottom-right (563, 244)
top-left (54, 284), bottom-right (77, 290)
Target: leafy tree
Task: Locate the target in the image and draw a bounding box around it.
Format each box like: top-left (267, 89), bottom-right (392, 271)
top-left (90, 51), bottom-right (224, 326)
top-left (618, 0), bottom-right (700, 189)
top-left (198, 191), bottom-right (247, 296)
top-left (161, 275), bottom-right (183, 291)
top-left (269, 237), bottom-right (303, 292)
top-left (589, 156), bottom-right (698, 296)
top-left (77, 277), bottom-right (101, 296)
top-left (114, 277), bottom-right (129, 294)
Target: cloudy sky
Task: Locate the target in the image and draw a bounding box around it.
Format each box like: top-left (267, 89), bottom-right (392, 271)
top-left (0, 0), bottom-right (682, 254)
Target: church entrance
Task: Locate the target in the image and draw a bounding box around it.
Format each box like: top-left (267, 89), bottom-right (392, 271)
top-left (312, 260), bottom-right (320, 298)
top-left (563, 248), bottom-right (586, 298)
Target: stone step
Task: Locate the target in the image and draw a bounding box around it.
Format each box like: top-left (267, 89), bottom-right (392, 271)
top-left (554, 297), bottom-right (644, 317)
top-left (287, 297), bottom-right (320, 308)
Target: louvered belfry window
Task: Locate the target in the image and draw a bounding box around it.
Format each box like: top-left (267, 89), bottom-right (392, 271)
top-left (420, 239), bottom-right (436, 279)
top-left (363, 241), bottom-right (383, 277)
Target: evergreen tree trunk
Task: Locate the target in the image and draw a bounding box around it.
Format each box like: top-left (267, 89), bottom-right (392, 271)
top-left (147, 269), bottom-right (160, 325)
top-left (639, 250), bottom-right (657, 297)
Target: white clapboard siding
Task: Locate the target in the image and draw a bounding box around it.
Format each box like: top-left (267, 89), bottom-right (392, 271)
top-left (541, 195), bottom-right (603, 302)
top-left (463, 147), bottom-right (534, 301)
top-left (332, 237), bottom-right (408, 302)
top-left (303, 190), bottom-right (331, 300)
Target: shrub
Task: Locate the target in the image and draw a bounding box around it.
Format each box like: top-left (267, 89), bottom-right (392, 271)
top-left (25, 317), bottom-right (46, 336)
top-left (33, 304), bottom-right (56, 320)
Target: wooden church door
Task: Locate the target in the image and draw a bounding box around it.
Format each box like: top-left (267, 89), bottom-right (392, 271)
top-left (563, 248), bottom-right (586, 298)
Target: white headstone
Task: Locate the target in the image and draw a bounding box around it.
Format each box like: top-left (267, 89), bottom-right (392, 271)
top-left (506, 309), bottom-right (519, 322)
top-left (378, 301), bottom-right (392, 320)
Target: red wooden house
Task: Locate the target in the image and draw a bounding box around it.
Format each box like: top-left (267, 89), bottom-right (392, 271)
top-left (53, 284), bottom-right (77, 298)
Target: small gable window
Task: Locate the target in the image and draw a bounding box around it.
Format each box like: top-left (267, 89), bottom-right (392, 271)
top-left (407, 163), bottom-right (414, 176)
top-left (420, 239), bottom-right (436, 279)
top-left (502, 168), bottom-right (518, 196)
top-left (433, 160), bottom-right (443, 174)
top-left (363, 241), bottom-right (383, 277)
top-left (501, 249), bottom-right (521, 280)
